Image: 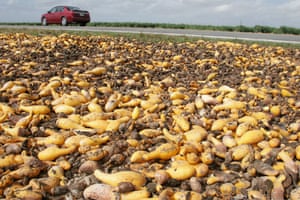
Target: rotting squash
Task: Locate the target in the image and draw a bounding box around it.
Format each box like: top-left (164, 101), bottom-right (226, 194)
top-left (94, 169), bottom-right (146, 188)
top-left (0, 32), bottom-right (299, 199)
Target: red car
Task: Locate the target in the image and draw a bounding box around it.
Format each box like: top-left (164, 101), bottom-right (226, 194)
top-left (41, 6), bottom-right (90, 26)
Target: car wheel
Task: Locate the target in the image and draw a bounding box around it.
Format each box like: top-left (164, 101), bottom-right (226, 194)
top-left (80, 23), bottom-right (87, 26)
top-left (61, 17), bottom-right (67, 26)
top-left (42, 18), bottom-right (47, 26)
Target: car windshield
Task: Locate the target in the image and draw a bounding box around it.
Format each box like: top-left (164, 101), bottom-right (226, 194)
top-left (67, 6), bottom-right (80, 11)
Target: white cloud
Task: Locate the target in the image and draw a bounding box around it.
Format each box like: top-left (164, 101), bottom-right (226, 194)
top-left (214, 4), bottom-right (231, 12)
top-left (281, 0), bottom-right (300, 12)
top-left (7, 0), bottom-right (15, 5)
top-left (0, 0), bottom-right (300, 28)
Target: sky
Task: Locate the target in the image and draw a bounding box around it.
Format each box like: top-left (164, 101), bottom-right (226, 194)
top-left (1, 0), bottom-right (300, 28)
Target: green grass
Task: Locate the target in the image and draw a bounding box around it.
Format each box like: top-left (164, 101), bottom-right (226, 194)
top-left (89, 22), bottom-right (300, 35)
top-left (0, 27), bottom-right (299, 49)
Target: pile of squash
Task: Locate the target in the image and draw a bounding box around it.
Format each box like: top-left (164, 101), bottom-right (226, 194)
top-left (0, 32), bottom-right (299, 199)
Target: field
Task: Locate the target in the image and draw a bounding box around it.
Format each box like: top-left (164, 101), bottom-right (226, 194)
top-left (0, 29), bottom-right (299, 199)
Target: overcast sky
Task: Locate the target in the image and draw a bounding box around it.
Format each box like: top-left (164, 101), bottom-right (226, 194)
top-left (1, 0), bottom-right (300, 28)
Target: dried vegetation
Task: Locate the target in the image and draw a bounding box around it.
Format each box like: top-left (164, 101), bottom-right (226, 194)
top-left (0, 32), bottom-right (299, 199)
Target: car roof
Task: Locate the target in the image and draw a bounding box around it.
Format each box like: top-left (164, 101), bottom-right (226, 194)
top-left (54, 5), bottom-right (80, 9)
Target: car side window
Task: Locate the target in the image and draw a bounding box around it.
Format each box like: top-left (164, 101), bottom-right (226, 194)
top-left (49, 7), bottom-right (57, 13)
top-left (57, 7), bottom-right (63, 12)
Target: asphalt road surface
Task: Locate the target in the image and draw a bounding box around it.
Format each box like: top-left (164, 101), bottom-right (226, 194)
top-left (2, 25), bottom-right (300, 44)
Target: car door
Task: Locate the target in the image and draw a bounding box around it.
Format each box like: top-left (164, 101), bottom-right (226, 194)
top-left (53, 6), bottom-right (64, 23)
top-left (51, 6), bottom-right (62, 24)
top-left (46, 7), bottom-right (56, 23)
top-left (46, 7), bottom-right (58, 23)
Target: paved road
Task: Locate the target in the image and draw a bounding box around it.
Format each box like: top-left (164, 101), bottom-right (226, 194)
top-left (2, 25), bottom-right (300, 44)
